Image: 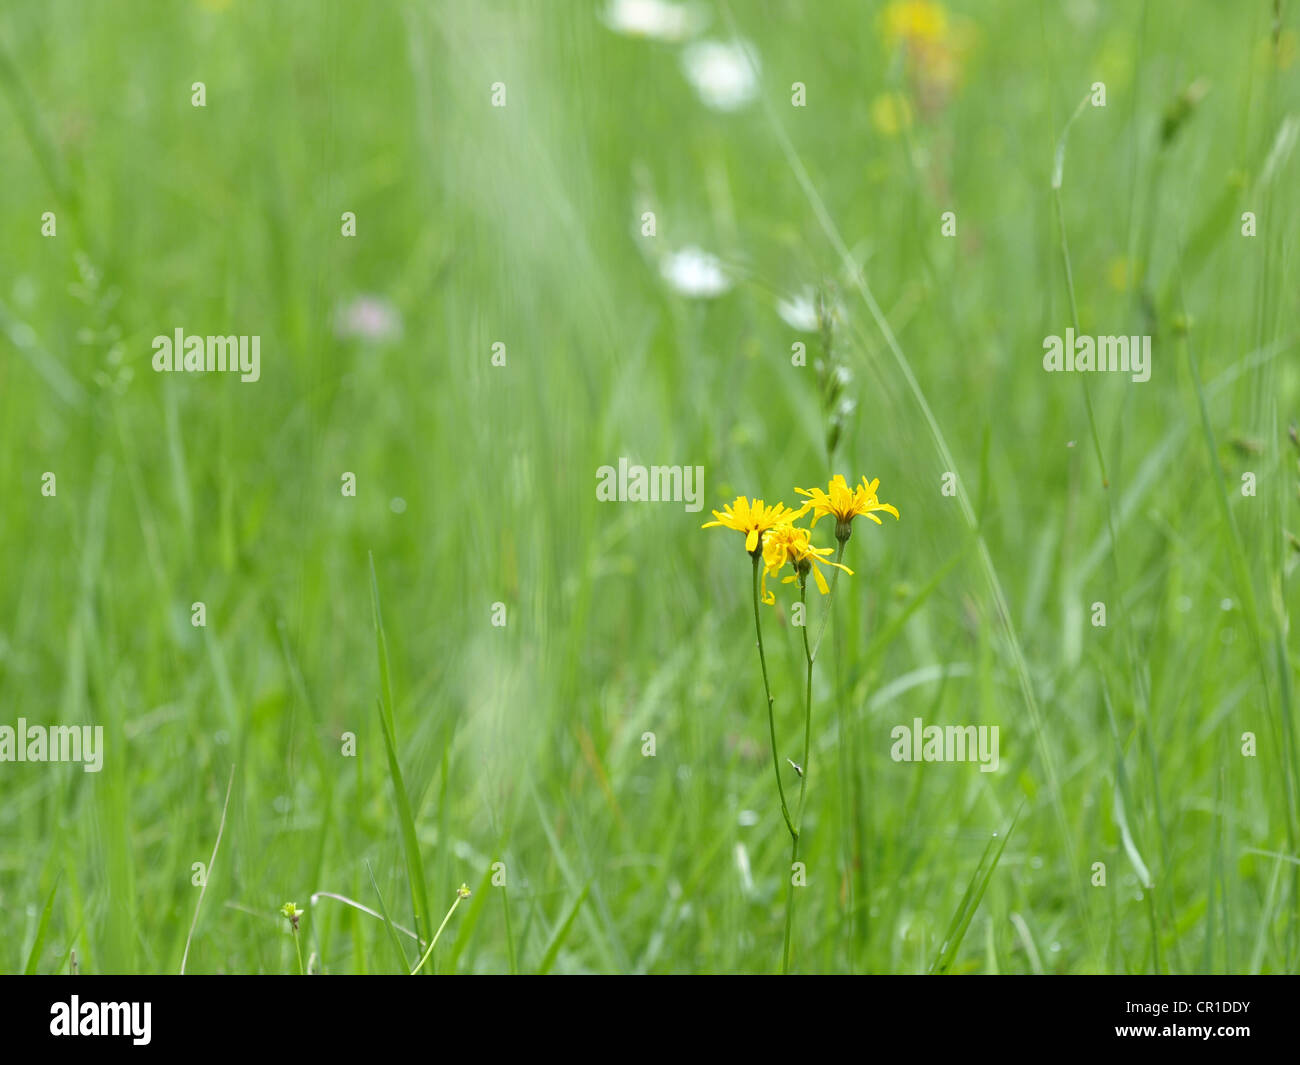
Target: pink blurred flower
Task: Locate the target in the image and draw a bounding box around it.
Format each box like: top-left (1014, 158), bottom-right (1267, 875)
top-left (334, 296), bottom-right (403, 342)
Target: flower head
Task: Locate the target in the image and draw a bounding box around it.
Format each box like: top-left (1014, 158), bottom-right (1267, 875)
top-left (877, 1), bottom-right (970, 118)
top-left (880, 0), bottom-right (948, 47)
top-left (702, 496), bottom-right (808, 555)
top-left (795, 475), bottom-right (899, 542)
top-left (761, 522), bottom-right (853, 600)
top-left (661, 246), bottom-right (732, 298)
top-left (680, 39), bottom-right (760, 112)
top-left (601, 0), bottom-right (702, 42)
top-left (280, 902), bottom-right (303, 931)
top-left (334, 295), bottom-right (403, 343)
top-left (871, 90), bottom-right (914, 137)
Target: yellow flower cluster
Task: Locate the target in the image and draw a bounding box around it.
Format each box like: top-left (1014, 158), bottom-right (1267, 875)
top-left (703, 475), bottom-right (899, 604)
top-left (876, 0), bottom-right (972, 125)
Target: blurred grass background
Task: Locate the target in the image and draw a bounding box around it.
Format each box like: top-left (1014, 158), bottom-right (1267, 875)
top-left (1, 0), bottom-right (1298, 974)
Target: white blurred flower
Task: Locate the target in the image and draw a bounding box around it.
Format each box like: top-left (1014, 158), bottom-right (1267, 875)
top-left (660, 246), bottom-right (732, 298)
top-left (334, 295), bottom-right (402, 342)
top-left (776, 289), bottom-right (819, 332)
top-left (602, 0), bottom-right (702, 41)
top-left (680, 39), bottom-right (759, 111)
top-left (777, 287), bottom-right (847, 333)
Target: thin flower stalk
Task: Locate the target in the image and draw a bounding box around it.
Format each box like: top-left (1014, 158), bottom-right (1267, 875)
top-left (702, 477), bottom-right (897, 973)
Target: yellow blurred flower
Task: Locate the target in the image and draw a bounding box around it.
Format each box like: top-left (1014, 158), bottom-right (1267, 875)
top-left (702, 496), bottom-right (808, 555)
top-left (878, 0), bottom-right (972, 116)
top-left (880, 0), bottom-right (949, 47)
top-left (871, 91), bottom-right (914, 136)
top-left (1106, 256), bottom-right (1141, 293)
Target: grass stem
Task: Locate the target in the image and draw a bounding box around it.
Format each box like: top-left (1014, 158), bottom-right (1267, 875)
top-left (409, 888), bottom-right (469, 976)
top-left (783, 575), bottom-right (816, 973)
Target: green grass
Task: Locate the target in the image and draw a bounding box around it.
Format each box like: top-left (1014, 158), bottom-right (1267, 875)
top-left (1, 0), bottom-right (1298, 974)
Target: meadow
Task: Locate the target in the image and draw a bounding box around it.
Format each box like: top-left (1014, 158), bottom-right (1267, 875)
top-left (1, 0), bottom-right (1298, 975)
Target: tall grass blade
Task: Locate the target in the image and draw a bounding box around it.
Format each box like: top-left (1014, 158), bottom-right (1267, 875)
top-left (369, 552), bottom-right (433, 963)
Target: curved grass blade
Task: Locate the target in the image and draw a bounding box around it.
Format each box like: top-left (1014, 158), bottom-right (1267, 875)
top-left (365, 859), bottom-right (413, 973)
top-left (180, 765), bottom-right (236, 975)
top-left (930, 806), bottom-right (1021, 974)
top-left (23, 872), bottom-right (62, 974)
top-left (537, 883), bottom-right (590, 975)
top-left (369, 552), bottom-right (433, 965)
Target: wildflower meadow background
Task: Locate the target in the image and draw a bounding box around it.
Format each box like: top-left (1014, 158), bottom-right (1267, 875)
top-left (2, 0), bottom-right (1298, 975)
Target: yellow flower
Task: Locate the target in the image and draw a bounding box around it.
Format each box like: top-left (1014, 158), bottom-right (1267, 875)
top-left (702, 496), bottom-right (808, 555)
top-left (870, 91), bottom-right (913, 137)
top-left (761, 522), bottom-right (853, 600)
top-left (795, 475), bottom-right (900, 541)
top-left (880, 0), bottom-right (948, 48)
top-left (878, 1), bottom-right (970, 114)
top-left (1106, 256), bottom-right (1141, 292)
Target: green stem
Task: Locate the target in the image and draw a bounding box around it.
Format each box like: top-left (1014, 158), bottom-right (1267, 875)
top-left (835, 558), bottom-right (858, 968)
top-left (292, 927), bottom-right (305, 976)
top-left (408, 891), bottom-right (466, 975)
top-left (783, 575), bottom-right (815, 974)
top-left (809, 541), bottom-right (847, 663)
top-left (502, 882), bottom-right (517, 976)
top-left (752, 552), bottom-right (797, 843)
top-left (783, 831), bottom-right (799, 974)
